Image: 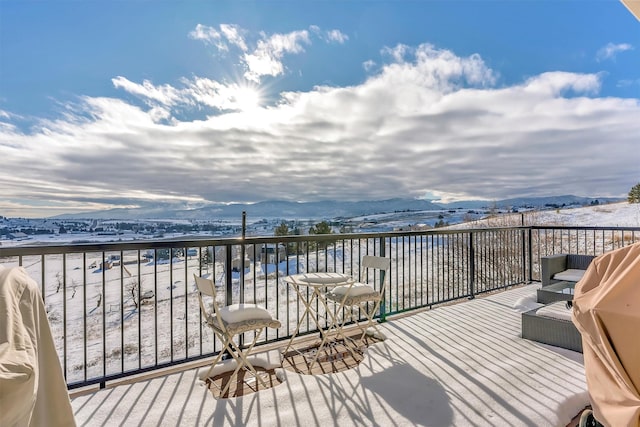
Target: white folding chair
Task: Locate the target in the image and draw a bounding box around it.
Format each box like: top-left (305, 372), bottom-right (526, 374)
top-left (193, 274), bottom-right (281, 397)
top-left (325, 255), bottom-right (391, 342)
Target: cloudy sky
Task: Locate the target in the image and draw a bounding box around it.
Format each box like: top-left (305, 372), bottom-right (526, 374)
top-left (1, 1), bottom-right (639, 218)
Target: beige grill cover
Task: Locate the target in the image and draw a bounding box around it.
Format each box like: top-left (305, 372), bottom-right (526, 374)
top-left (0, 266), bottom-right (76, 426)
top-left (572, 243), bottom-right (640, 427)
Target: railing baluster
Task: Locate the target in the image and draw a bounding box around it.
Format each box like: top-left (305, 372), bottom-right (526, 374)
top-left (63, 253), bottom-right (67, 381)
top-left (469, 233), bottom-right (475, 299)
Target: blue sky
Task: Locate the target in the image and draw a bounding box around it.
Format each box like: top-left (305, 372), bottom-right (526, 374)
top-left (0, 1), bottom-right (639, 218)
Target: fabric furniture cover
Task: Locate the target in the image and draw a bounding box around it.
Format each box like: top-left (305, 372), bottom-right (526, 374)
top-left (572, 243), bottom-right (640, 427)
top-left (0, 266), bottom-right (76, 426)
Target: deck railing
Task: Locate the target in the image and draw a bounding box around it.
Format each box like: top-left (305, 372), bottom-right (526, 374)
top-left (1, 225), bottom-right (639, 389)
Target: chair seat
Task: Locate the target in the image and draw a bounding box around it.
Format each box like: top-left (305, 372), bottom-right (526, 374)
top-left (552, 269), bottom-right (585, 282)
top-left (207, 304), bottom-right (281, 336)
top-left (326, 283), bottom-right (380, 306)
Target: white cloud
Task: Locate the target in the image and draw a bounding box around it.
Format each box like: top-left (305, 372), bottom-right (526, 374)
top-left (2, 41), bottom-right (639, 216)
top-left (148, 106), bottom-right (173, 123)
top-left (521, 72), bottom-right (600, 96)
top-left (616, 78), bottom-right (640, 88)
top-left (187, 23), bottom-right (248, 53)
top-left (375, 44), bottom-right (497, 95)
top-left (182, 77), bottom-right (263, 111)
top-left (326, 29), bottom-right (348, 43)
top-left (243, 30), bottom-right (311, 82)
top-left (189, 23), bottom-right (250, 53)
top-left (112, 76), bottom-right (182, 106)
top-left (317, 28), bottom-right (348, 44)
top-left (188, 24), bottom-right (228, 51)
top-left (363, 60), bottom-right (376, 72)
top-left (219, 24), bottom-right (248, 51)
top-left (596, 42), bottom-right (633, 61)
top-left (382, 44), bottom-right (411, 63)
top-left (189, 24), bottom-right (347, 84)
top-left (308, 26), bottom-right (347, 43)
top-left (111, 75), bottom-right (264, 116)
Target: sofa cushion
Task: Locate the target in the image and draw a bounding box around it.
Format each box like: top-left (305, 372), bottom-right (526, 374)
top-left (552, 269), bottom-right (585, 282)
top-left (536, 301), bottom-right (573, 322)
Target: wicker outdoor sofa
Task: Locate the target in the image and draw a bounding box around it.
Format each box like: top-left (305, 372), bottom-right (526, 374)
top-left (540, 253), bottom-right (595, 287)
top-left (521, 302), bottom-right (583, 353)
top-left (520, 254), bottom-right (595, 353)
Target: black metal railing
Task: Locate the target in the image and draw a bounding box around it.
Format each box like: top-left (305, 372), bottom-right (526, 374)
top-left (1, 225), bottom-right (638, 389)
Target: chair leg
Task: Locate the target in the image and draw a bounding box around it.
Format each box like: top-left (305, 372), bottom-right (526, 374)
top-left (207, 328), bottom-right (269, 398)
top-left (333, 307), bottom-right (363, 357)
top-left (358, 299), bottom-right (385, 342)
top-left (227, 330), bottom-right (269, 390)
top-left (202, 337), bottom-right (229, 388)
top-left (203, 337), bottom-right (237, 397)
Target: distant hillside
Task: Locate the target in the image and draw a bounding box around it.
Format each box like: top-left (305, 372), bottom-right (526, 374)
top-left (450, 201), bottom-right (640, 228)
top-left (53, 198), bottom-right (445, 220)
top-left (439, 195), bottom-right (622, 210)
top-left (52, 195), bottom-right (624, 221)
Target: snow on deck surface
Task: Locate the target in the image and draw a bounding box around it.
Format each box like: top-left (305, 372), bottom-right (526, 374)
top-left (71, 284), bottom-right (588, 427)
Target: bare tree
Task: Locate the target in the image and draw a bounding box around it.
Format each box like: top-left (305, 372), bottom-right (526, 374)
top-left (55, 272), bottom-right (63, 293)
top-left (128, 279), bottom-right (139, 309)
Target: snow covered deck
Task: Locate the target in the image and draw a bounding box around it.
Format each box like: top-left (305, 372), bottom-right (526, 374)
top-left (70, 284), bottom-right (588, 426)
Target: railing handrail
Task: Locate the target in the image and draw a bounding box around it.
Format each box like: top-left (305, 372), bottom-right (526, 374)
top-left (0, 225), bottom-right (548, 257)
top-left (529, 225), bottom-right (640, 231)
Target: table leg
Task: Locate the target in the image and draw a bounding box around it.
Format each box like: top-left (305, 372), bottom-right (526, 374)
top-left (283, 279), bottom-right (361, 373)
top-left (282, 286), bottom-right (318, 356)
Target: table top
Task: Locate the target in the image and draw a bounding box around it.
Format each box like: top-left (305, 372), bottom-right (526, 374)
top-left (543, 281), bottom-right (576, 294)
top-left (283, 272), bottom-right (353, 288)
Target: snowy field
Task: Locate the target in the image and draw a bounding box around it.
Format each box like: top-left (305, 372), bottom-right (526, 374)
top-left (531, 202), bottom-right (640, 227)
top-left (454, 201), bottom-right (640, 228)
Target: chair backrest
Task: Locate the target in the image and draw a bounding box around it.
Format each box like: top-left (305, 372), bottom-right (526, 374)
top-left (193, 274), bottom-right (226, 331)
top-left (362, 255), bottom-right (391, 271)
top-left (361, 255), bottom-right (391, 291)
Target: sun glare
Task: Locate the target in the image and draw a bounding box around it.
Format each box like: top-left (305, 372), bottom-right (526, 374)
top-left (231, 85), bottom-right (262, 112)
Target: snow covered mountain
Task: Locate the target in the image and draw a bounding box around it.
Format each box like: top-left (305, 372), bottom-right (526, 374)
top-left (51, 195), bottom-right (622, 220)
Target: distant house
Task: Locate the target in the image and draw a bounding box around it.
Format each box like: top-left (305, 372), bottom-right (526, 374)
top-left (7, 232), bottom-right (28, 240)
top-left (186, 248), bottom-right (198, 258)
top-left (231, 254), bottom-right (250, 272)
top-left (259, 243), bottom-right (287, 264)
